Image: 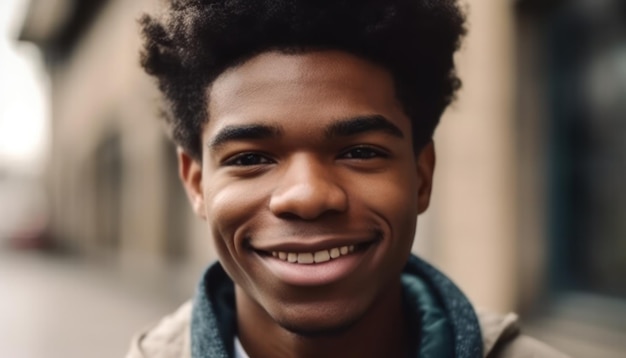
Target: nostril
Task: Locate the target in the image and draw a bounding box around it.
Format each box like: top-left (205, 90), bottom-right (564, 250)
top-left (275, 209), bottom-right (346, 221)
top-left (275, 212), bottom-right (302, 221)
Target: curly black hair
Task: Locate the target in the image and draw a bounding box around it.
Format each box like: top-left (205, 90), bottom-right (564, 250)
top-left (139, 0), bottom-right (466, 160)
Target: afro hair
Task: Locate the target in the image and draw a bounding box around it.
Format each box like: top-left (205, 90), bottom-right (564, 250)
top-left (139, 0), bottom-right (466, 160)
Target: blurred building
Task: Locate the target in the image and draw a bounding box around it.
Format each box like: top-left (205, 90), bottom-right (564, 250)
top-left (18, 0), bottom-right (626, 356)
top-left (18, 0), bottom-right (210, 272)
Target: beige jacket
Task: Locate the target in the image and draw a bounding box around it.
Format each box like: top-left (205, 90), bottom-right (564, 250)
top-left (126, 301), bottom-right (569, 358)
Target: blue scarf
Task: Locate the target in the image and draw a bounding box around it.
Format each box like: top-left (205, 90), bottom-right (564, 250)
top-left (191, 255), bottom-right (483, 358)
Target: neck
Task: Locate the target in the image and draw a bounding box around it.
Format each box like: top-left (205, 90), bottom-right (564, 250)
top-left (235, 283), bottom-right (409, 358)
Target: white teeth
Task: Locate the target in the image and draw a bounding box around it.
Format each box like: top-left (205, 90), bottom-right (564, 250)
top-left (297, 253), bottom-right (314, 264)
top-left (314, 250), bottom-right (331, 263)
top-left (271, 244), bottom-right (360, 264)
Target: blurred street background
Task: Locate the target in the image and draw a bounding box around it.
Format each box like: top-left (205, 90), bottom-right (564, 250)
top-left (1, 0), bottom-right (626, 357)
top-left (0, 249), bottom-right (196, 358)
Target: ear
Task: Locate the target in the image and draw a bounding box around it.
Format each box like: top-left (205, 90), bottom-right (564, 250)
top-left (177, 147), bottom-right (207, 219)
top-left (416, 141), bottom-right (436, 214)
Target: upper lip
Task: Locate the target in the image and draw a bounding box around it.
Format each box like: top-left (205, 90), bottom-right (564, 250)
top-left (250, 236), bottom-right (380, 253)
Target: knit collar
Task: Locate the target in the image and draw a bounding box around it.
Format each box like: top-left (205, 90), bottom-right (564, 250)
top-left (191, 255), bottom-right (483, 358)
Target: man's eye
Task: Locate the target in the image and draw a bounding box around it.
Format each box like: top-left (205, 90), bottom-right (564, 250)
top-left (341, 147), bottom-right (387, 159)
top-left (225, 153), bottom-right (273, 166)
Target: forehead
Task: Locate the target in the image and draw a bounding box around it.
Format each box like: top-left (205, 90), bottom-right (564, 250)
top-left (205, 50), bottom-right (410, 137)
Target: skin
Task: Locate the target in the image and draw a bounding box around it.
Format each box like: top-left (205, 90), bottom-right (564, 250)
top-left (179, 50), bottom-right (435, 358)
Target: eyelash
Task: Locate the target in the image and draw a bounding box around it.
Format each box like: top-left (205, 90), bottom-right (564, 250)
top-left (223, 152), bottom-right (274, 166)
top-left (339, 146), bottom-right (389, 160)
top-left (223, 146), bottom-right (388, 167)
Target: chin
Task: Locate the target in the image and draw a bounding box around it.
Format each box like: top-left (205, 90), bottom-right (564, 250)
top-left (277, 314), bottom-right (362, 338)
top-left (271, 303), bottom-right (367, 338)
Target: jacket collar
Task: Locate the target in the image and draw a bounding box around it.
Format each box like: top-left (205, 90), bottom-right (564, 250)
top-left (403, 255), bottom-right (483, 358)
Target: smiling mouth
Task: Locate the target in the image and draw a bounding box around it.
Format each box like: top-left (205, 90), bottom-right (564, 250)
top-left (257, 241), bottom-right (375, 265)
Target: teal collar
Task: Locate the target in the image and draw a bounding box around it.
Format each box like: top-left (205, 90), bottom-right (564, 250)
top-left (402, 272), bottom-right (454, 357)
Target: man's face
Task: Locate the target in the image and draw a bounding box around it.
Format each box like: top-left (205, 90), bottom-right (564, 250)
top-left (180, 50), bottom-right (435, 334)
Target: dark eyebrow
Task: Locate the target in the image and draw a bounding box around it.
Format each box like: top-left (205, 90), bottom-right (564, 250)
top-left (325, 115), bottom-right (404, 139)
top-left (208, 124), bottom-right (283, 150)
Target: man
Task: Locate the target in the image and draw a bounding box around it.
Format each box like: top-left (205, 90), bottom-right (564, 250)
top-left (128, 0), bottom-right (568, 357)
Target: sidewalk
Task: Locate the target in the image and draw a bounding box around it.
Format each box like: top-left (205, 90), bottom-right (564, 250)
top-left (0, 248), bottom-right (200, 358)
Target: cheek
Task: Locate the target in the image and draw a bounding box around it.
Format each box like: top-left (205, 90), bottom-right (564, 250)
top-left (203, 179), bottom-right (269, 247)
top-left (356, 169), bottom-right (419, 219)
top-left (202, 181), bottom-right (269, 288)
top-left (349, 168), bottom-right (420, 253)
top-left (382, 187), bottom-right (418, 243)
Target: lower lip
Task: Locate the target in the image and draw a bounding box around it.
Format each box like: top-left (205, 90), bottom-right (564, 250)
top-left (257, 245), bottom-right (375, 287)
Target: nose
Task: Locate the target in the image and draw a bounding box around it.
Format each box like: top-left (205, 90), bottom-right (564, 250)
top-left (269, 154), bottom-right (348, 220)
